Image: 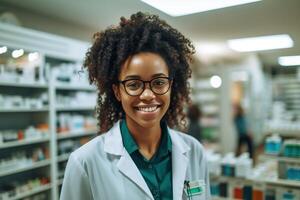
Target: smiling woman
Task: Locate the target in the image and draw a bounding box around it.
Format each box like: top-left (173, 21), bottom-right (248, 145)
top-left (60, 12), bottom-right (211, 200)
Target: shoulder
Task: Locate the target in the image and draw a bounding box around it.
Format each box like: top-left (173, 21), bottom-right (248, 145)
top-left (169, 128), bottom-right (206, 159)
top-left (69, 134), bottom-right (106, 165)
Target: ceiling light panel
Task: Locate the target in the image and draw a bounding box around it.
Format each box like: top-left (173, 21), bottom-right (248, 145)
top-left (279, 56), bottom-right (300, 66)
top-left (227, 34), bottom-right (293, 52)
top-left (141, 0), bottom-right (261, 16)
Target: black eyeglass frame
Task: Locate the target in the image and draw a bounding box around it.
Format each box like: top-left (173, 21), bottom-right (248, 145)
top-left (118, 77), bottom-right (173, 96)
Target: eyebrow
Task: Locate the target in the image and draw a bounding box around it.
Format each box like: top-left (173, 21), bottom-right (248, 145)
top-left (124, 73), bottom-right (168, 80)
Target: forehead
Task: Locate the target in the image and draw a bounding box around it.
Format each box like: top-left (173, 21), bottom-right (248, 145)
top-left (119, 52), bottom-right (169, 79)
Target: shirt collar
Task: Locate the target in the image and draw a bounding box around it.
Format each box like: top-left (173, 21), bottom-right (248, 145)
top-left (120, 119), bottom-right (139, 154)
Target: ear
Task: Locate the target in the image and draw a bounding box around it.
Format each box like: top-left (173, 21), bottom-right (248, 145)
top-left (112, 84), bottom-right (121, 101)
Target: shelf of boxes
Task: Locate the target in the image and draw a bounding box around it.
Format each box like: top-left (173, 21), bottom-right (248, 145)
top-left (211, 174), bottom-right (300, 189)
top-left (208, 150), bottom-right (300, 200)
top-left (57, 153), bottom-right (70, 163)
top-left (0, 107), bottom-right (49, 113)
top-left (55, 84), bottom-right (96, 91)
top-left (0, 137), bottom-right (50, 149)
top-left (259, 154), bottom-right (300, 164)
top-left (0, 159), bottom-right (51, 178)
top-left (0, 22), bottom-right (94, 200)
top-left (265, 75), bottom-right (300, 138)
top-left (0, 81), bottom-right (48, 89)
top-left (210, 175), bottom-right (300, 199)
top-left (57, 129), bottom-right (97, 140)
top-left (55, 106), bottom-right (95, 111)
top-left (190, 77), bottom-right (221, 141)
top-left (265, 178), bottom-right (300, 188)
top-left (7, 183), bottom-right (52, 200)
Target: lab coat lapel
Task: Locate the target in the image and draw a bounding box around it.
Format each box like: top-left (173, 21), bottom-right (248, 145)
top-left (117, 151), bottom-right (153, 199)
top-left (104, 121), bottom-right (154, 200)
top-left (169, 129), bottom-right (190, 200)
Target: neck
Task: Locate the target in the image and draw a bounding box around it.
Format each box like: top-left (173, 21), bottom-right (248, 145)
top-left (125, 118), bottom-right (162, 159)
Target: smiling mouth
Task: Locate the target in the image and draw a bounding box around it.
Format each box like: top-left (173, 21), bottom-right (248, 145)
top-left (135, 105), bottom-right (160, 112)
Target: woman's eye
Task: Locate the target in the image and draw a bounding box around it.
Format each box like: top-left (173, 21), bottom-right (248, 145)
top-left (126, 81), bottom-right (142, 90)
top-left (153, 79), bottom-right (167, 86)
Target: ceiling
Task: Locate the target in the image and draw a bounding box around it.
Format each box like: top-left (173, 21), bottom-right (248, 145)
top-left (0, 0), bottom-right (300, 66)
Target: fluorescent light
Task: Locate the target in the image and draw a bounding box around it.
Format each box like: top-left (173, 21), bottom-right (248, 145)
top-left (196, 43), bottom-right (226, 55)
top-left (210, 75), bottom-right (222, 88)
top-left (12, 49), bottom-right (24, 58)
top-left (28, 52), bottom-right (39, 62)
top-left (141, 0), bottom-right (261, 17)
top-left (0, 46), bottom-right (7, 54)
top-left (228, 34), bottom-right (293, 52)
top-left (279, 56), bottom-right (300, 66)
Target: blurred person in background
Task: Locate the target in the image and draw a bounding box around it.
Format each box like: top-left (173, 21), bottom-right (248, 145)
top-left (233, 103), bottom-right (253, 158)
top-left (187, 104), bottom-right (202, 142)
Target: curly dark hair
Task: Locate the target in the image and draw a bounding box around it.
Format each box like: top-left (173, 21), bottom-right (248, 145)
top-left (84, 12), bottom-right (195, 133)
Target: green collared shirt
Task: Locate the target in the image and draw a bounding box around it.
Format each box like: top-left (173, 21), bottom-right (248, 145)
top-left (120, 120), bottom-right (173, 200)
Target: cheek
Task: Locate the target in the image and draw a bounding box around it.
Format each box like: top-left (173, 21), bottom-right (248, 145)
top-left (120, 94), bottom-right (135, 110)
top-left (163, 93), bottom-right (171, 109)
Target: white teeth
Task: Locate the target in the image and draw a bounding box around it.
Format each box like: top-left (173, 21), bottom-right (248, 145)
top-left (137, 106), bottom-right (158, 112)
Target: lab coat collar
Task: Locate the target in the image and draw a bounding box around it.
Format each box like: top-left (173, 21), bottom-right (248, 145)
top-left (103, 121), bottom-right (124, 156)
top-left (104, 121), bottom-right (154, 199)
top-left (103, 121), bottom-right (191, 200)
top-left (169, 129), bottom-right (191, 200)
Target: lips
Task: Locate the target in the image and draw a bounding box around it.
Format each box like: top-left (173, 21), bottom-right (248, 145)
top-left (135, 105), bottom-right (161, 112)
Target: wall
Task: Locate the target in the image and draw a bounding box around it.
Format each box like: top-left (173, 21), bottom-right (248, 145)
top-left (0, 4), bottom-right (93, 42)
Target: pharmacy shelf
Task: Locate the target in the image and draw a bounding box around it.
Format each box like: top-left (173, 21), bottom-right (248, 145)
top-left (56, 106), bottom-right (95, 111)
top-left (259, 154), bottom-right (300, 164)
top-left (55, 84), bottom-right (95, 91)
top-left (0, 137), bottom-right (50, 149)
top-left (265, 178), bottom-right (300, 188)
top-left (0, 159), bottom-right (51, 177)
top-left (0, 22), bottom-right (95, 200)
top-left (0, 81), bottom-right (48, 89)
top-left (8, 183), bottom-right (52, 200)
top-left (0, 107), bottom-right (49, 113)
top-left (210, 174), bottom-right (253, 183)
top-left (211, 174), bottom-right (300, 188)
top-left (264, 128), bottom-right (300, 137)
top-left (57, 129), bottom-right (97, 140)
top-left (57, 154), bottom-right (70, 162)
top-left (212, 197), bottom-right (232, 200)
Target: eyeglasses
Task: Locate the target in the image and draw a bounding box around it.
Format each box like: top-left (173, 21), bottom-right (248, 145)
top-left (118, 77), bottom-right (172, 96)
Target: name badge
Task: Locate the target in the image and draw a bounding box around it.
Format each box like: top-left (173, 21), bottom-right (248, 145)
top-left (184, 179), bottom-right (205, 197)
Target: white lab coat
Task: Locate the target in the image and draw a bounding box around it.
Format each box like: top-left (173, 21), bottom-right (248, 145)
top-left (60, 121), bottom-right (211, 200)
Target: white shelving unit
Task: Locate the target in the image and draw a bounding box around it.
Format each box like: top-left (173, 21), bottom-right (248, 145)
top-left (55, 106), bottom-right (95, 111)
top-left (259, 154), bottom-right (300, 164)
top-left (190, 76), bottom-right (221, 141)
top-left (0, 159), bottom-right (51, 178)
top-left (264, 75), bottom-right (300, 137)
top-left (8, 184), bottom-right (52, 200)
top-left (57, 129), bottom-right (97, 140)
top-left (0, 107), bottom-right (49, 113)
top-left (0, 137), bottom-right (50, 149)
top-left (210, 173), bottom-right (300, 199)
top-left (0, 22), bottom-right (97, 200)
top-left (0, 81), bottom-right (48, 88)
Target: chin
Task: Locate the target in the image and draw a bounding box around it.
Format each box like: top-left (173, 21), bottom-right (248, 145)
top-left (136, 119), bottom-right (160, 129)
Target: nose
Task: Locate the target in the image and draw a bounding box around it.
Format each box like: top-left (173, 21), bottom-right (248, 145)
top-left (139, 83), bottom-right (155, 100)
